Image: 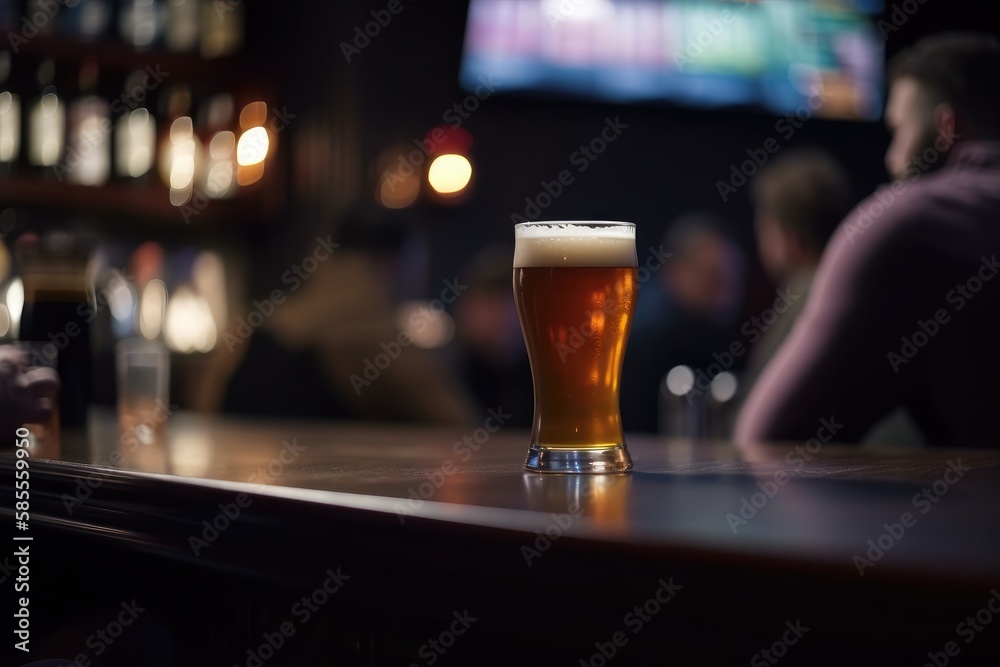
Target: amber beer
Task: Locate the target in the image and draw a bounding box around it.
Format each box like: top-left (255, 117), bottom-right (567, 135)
top-left (513, 222), bottom-right (637, 473)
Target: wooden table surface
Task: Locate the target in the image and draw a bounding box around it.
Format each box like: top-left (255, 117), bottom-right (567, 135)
top-left (4, 409), bottom-right (1000, 665)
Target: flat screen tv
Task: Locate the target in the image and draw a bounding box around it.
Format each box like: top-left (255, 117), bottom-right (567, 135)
top-left (460, 0), bottom-right (884, 120)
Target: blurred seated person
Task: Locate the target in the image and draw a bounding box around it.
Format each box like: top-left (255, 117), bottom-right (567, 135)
top-left (737, 33), bottom-right (1000, 447)
top-left (452, 246), bottom-right (532, 428)
top-left (621, 214), bottom-right (744, 433)
top-left (736, 147), bottom-right (852, 401)
top-left (0, 345), bottom-right (60, 441)
top-left (194, 209), bottom-right (477, 425)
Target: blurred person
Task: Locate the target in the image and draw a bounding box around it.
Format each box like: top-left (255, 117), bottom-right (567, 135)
top-left (737, 33), bottom-right (1000, 447)
top-left (0, 345), bottom-right (60, 441)
top-left (194, 208), bottom-right (477, 426)
top-left (737, 148), bottom-right (852, 399)
top-left (621, 214), bottom-right (745, 433)
top-left (452, 246), bottom-right (532, 428)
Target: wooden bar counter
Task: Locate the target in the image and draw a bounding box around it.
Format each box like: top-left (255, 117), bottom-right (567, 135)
top-left (3, 409), bottom-right (1000, 666)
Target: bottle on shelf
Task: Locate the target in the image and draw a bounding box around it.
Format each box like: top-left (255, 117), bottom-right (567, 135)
top-left (24, 0), bottom-right (60, 38)
top-left (114, 69), bottom-right (158, 182)
top-left (119, 0), bottom-right (166, 49)
top-left (156, 83), bottom-right (202, 206)
top-left (26, 59), bottom-right (66, 178)
top-left (63, 0), bottom-right (114, 41)
top-left (0, 51), bottom-right (20, 170)
top-left (197, 91), bottom-right (235, 199)
top-left (65, 59), bottom-right (111, 186)
top-left (200, 0), bottom-right (243, 59)
top-left (165, 0), bottom-right (200, 53)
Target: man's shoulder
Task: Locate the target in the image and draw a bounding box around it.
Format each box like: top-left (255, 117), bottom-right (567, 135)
top-left (837, 171), bottom-right (984, 248)
top-left (817, 167), bottom-right (1000, 302)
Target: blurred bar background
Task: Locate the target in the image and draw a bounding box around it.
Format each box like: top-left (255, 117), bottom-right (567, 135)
top-left (0, 0), bottom-right (992, 435)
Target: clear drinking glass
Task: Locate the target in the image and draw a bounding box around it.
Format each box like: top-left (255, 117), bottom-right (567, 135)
top-left (513, 221), bottom-right (638, 473)
top-left (116, 337), bottom-right (170, 450)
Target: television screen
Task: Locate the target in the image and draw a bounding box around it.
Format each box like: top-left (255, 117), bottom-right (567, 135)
top-left (459, 0), bottom-right (884, 120)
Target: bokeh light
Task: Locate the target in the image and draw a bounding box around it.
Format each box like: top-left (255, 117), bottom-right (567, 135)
top-left (164, 284), bottom-right (217, 353)
top-left (139, 279), bottom-right (167, 340)
top-left (396, 301), bottom-right (455, 349)
top-left (665, 365), bottom-right (694, 397)
top-left (5, 277), bottom-right (22, 337)
top-left (427, 153), bottom-right (472, 195)
top-left (710, 371), bottom-right (738, 403)
top-left (237, 126), bottom-right (269, 166)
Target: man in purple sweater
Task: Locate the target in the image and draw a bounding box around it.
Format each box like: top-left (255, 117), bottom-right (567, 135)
top-left (736, 33), bottom-right (1000, 447)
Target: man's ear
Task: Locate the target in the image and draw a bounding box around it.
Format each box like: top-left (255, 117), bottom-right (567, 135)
top-left (933, 102), bottom-right (959, 144)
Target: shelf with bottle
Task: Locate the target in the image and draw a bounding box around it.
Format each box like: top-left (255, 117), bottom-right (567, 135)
top-left (2, 0), bottom-right (247, 79)
top-left (0, 173), bottom-right (279, 224)
top-left (8, 34), bottom-right (243, 82)
top-left (0, 50), bottom-right (283, 225)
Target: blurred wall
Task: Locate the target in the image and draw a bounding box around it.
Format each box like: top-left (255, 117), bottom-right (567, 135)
top-left (259, 0), bottom-right (995, 311)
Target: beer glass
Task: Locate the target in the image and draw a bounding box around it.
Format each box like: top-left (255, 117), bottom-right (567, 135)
top-left (513, 221), bottom-right (637, 473)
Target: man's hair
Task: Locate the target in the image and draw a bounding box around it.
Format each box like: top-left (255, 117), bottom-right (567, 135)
top-left (752, 148), bottom-right (851, 255)
top-left (889, 32), bottom-right (1000, 137)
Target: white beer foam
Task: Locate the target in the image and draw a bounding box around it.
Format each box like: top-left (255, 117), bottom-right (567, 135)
top-left (513, 222), bottom-right (637, 268)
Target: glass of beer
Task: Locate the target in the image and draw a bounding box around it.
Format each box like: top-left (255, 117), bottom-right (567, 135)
top-left (513, 221), bottom-right (637, 473)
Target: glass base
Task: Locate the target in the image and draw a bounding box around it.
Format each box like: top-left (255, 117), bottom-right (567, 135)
top-left (524, 442), bottom-right (633, 473)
